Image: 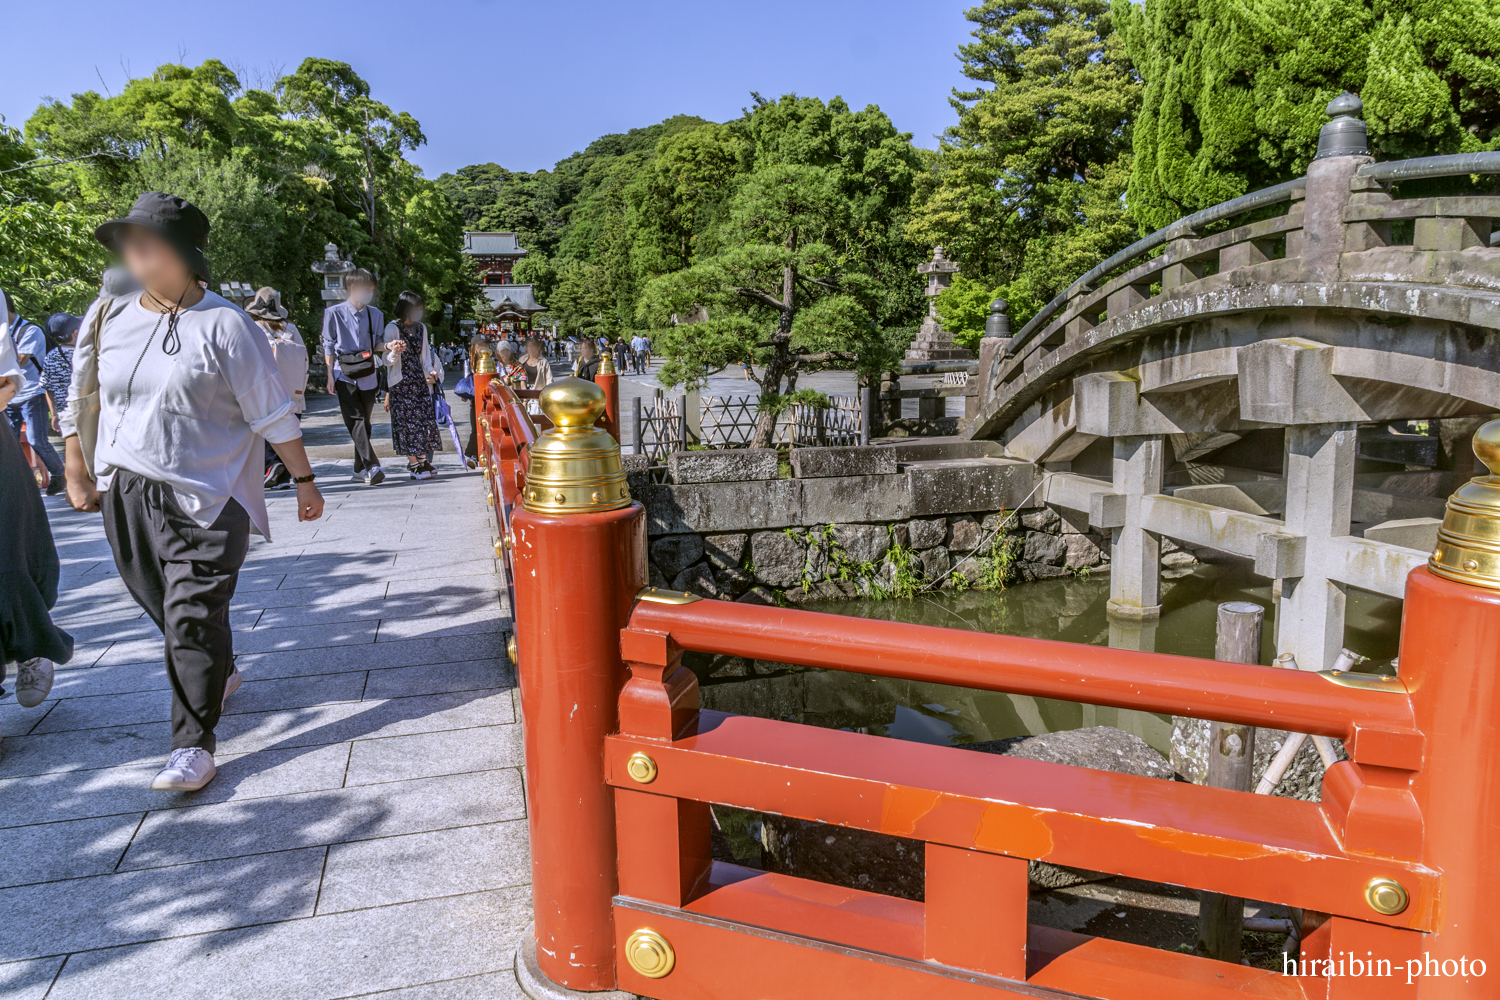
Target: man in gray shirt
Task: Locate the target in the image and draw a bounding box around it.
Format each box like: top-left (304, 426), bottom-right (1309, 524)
top-left (320, 269), bottom-right (386, 484)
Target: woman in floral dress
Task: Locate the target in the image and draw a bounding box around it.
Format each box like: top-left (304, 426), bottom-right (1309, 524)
top-left (382, 291), bottom-right (444, 480)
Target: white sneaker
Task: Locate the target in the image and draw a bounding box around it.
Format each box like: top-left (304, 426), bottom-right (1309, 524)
top-left (366, 467), bottom-right (386, 486)
top-left (150, 748), bottom-right (217, 791)
top-left (222, 665), bottom-right (242, 710)
top-left (14, 658), bottom-right (54, 708)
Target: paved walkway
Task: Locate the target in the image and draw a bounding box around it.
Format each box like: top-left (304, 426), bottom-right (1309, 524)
top-left (1, 456), bottom-right (529, 999)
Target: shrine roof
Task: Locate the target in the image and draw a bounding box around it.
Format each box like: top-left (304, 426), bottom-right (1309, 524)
top-left (463, 232), bottom-right (528, 256)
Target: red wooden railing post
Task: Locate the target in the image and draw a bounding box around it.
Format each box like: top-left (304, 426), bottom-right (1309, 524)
top-left (597, 351), bottom-right (621, 442)
top-left (1377, 420), bottom-right (1500, 997)
top-left (510, 377), bottom-right (643, 992)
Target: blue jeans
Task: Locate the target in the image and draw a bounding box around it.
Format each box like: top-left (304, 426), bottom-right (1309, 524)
top-left (6, 394), bottom-right (63, 478)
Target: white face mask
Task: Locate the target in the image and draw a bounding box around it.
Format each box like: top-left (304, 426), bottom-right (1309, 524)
top-left (349, 288), bottom-right (373, 307)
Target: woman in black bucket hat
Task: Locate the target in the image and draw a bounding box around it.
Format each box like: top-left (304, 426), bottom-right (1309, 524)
top-left (59, 192), bottom-right (327, 792)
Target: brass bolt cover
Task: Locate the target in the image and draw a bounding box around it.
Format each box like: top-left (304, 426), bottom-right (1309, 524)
top-left (486, 491), bottom-right (495, 507)
top-left (626, 752), bottom-right (658, 784)
top-left (506, 634), bottom-right (518, 667)
top-left (1365, 877), bottom-right (1409, 915)
top-left (623, 928), bottom-right (674, 979)
top-left (1431, 420), bottom-right (1500, 589)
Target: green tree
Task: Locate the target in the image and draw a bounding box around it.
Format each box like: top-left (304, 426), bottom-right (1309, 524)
top-left (935, 274), bottom-right (1007, 350)
top-left (1113, 0), bottom-right (1500, 232)
top-left (20, 56), bottom-right (473, 343)
top-left (910, 1), bottom-right (1141, 326)
top-left (637, 95), bottom-right (923, 447)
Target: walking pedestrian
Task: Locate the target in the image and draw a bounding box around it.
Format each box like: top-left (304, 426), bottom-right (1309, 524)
top-left (573, 338), bottom-right (600, 382)
top-left (61, 191), bottom-right (325, 792)
top-left (41, 312), bottom-right (81, 435)
top-left (612, 337), bottom-right (630, 375)
top-left (321, 269), bottom-right (387, 485)
top-left (520, 337), bottom-right (553, 391)
top-left (0, 290), bottom-right (72, 715)
top-left (629, 332), bottom-right (646, 374)
top-left (382, 290), bottom-right (443, 480)
top-left (245, 287), bottom-right (307, 488)
top-left (4, 292), bottom-right (65, 494)
top-left (640, 333), bottom-right (652, 370)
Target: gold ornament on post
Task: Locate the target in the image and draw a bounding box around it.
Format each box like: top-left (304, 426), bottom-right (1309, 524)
top-left (623, 928), bottom-right (675, 979)
top-left (521, 377), bottom-right (631, 514)
top-left (474, 343), bottom-right (497, 375)
top-left (1430, 420), bottom-right (1500, 590)
top-left (598, 350), bottom-right (616, 376)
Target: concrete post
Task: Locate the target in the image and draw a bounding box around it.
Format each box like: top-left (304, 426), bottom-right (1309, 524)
top-left (1107, 435), bottom-right (1165, 621)
top-left (684, 388), bottom-right (702, 446)
top-left (1278, 424), bottom-right (1357, 672)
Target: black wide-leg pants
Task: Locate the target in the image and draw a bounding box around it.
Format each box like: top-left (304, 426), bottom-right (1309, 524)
top-left (102, 471), bottom-right (249, 753)
top-left (334, 379), bottom-right (381, 474)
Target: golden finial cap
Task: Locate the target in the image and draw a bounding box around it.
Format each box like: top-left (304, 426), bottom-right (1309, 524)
top-left (474, 344), bottom-right (497, 374)
top-left (1430, 420), bottom-right (1500, 589)
top-left (521, 377), bottom-right (631, 514)
top-left (599, 350), bottom-right (616, 376)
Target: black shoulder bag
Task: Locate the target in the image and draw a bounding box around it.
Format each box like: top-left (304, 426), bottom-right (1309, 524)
top-left (336, 307), bottom-right (380, 381)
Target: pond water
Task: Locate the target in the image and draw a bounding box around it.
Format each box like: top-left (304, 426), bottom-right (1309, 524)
top-left (694, 564), bottom-right (1403, 756)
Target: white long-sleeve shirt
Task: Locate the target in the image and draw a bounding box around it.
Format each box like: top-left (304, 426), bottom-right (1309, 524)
top-left (63, 291), bottom-right (302, 538)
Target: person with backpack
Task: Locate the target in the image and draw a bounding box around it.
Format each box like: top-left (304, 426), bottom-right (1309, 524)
top-left (4, 291), bottom-right (65, 494)
top-left (245, 287), bottom-right (308, 488)
top-left (60, 191), bottom-right (324, 792)
top-left (320, 269), bottom-right (387, 485)
top-left (41, 313), bottom-right (82, 436)
top-left (381, 290), bottom-right (444, 480)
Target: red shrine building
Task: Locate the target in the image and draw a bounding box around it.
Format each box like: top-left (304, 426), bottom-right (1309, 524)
top-left (463, 231), bottom-right (545, 336)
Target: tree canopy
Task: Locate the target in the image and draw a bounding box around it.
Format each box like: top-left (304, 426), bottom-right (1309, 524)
top-left (5, 57), bottom-right (473, 337)
top-left (908, 1), bottom-right (1142, 327)
top-left (439, 95), bottom-right (929, 436)
top-left (1113, 0), bottom-right (1500, 231)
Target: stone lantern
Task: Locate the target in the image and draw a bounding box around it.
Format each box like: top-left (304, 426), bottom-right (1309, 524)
top-left (905, 247), bottom-right (974, 362)
top-left (312, 243), bottom-right (354, 302)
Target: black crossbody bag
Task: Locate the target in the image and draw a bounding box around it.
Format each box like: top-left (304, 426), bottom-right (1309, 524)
top-left (337, 308), bottom-right (380, 380)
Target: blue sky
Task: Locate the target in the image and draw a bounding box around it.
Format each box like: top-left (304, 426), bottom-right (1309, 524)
top-left (3, 0), bottom-right (976, 177)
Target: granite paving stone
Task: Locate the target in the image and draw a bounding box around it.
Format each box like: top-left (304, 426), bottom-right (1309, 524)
top-left (45, 886), bottom-right (531, 1000)
top-left (0, 956), bottom-right (67, 1000)
top-left (343, 726), bottom-right (524, 786)
top-left (318, 820), bottom-right (530, 912)
top-left (20, 458), bottom-right (531, 998)
top-left (0, 813), bottom-right (141, 887)
top-left (120, 769), bottom-right (525, 869)
top-left (0, 847), bottom-right (325, 961)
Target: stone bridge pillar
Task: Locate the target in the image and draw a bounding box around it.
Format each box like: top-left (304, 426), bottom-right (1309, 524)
top-left (1107, 435), bottom-right (1164, 621)
top-left (1277, 424), bottom-right (1358, 671)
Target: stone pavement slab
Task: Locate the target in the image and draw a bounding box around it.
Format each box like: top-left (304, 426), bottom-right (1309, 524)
top-left (4, 463), bottom-right (530, 999)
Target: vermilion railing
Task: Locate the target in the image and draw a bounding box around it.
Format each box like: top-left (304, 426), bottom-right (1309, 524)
top-left (483, 378), bottom-right (1498, 1000)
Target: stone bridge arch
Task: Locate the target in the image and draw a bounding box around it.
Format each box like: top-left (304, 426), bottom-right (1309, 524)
top-left (959, 100), bottom-right (1500, 671)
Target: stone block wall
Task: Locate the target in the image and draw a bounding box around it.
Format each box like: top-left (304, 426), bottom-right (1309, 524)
top-left (631, 443), bottom-right (1216, 605)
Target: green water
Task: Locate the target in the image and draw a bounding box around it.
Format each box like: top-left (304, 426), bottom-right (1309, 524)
top-left (694, 564), bottom-right (1402, 756)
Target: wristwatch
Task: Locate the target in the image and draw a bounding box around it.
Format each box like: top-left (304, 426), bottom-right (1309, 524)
top-left (292, 472), bottom-right (317, 484)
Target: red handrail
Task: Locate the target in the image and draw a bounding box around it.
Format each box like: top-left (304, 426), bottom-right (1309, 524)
top-left (628, 598), bottom-right (1416, 742)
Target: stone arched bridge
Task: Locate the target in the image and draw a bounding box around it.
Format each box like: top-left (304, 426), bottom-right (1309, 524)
top-left (962, 106), bottom-right (1500, 672)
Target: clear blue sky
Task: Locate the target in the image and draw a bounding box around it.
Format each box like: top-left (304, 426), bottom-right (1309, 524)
top-left (3, 0), bottom-right (977, 177)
